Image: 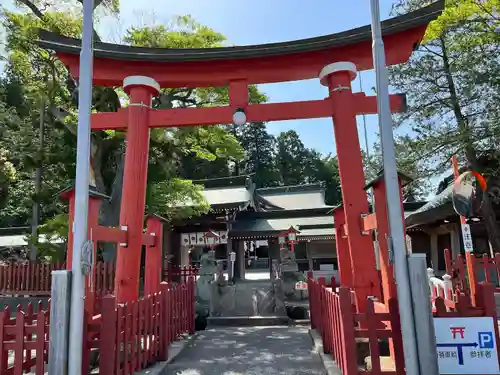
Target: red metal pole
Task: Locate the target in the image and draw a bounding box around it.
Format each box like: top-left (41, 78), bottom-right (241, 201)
top-left (321, 63), bottom-right (380, 310)
top-left (115, 76), bottom-right (160, 304)
top-left (144, 217), bottom-right (163, 296)
top-left (452, 155), bottom-right (477, 303)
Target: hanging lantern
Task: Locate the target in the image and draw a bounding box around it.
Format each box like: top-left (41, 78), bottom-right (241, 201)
top-left (286, 226), bottom-right (299, 252)
top-left (204, 230), bottom-right (220, 249)
top-left (278, 233), bottom-right (286, 250)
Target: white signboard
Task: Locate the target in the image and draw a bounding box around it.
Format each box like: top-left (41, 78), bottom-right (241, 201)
top-left (295, 281), bottom-right (308, 290)
top-left (319, 264), bottom-right (334, 271)
top-left (461, 223), bottom-right (474, 253)
top-left (434, 317), bottom-right (499, 374)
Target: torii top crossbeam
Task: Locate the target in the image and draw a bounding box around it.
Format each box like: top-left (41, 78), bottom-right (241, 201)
top-left (39, 2), bottom-right (442, 88)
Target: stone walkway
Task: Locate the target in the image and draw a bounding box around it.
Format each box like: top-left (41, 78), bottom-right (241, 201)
top-left (163, 326), bottom-right (326, 375)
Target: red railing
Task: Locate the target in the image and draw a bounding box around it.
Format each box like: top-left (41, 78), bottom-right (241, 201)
top-left (0, 302), bottom-right (50, 375)
top-left (310, 273), bottom-right (500, 375)
top-left (85, 277), bottom-right (196, 375)
top-left (309, 277), bottom-right (405, 375)
top-left (0, 263), bottom-right (65, 295)
top-left (163, 264), bottom-right (199, 283)
top-left (444, 248), bottom-right (500, 293)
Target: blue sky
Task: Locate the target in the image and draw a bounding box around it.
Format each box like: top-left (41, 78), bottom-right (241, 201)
top-left (1, 0), bottom-right (398, 157)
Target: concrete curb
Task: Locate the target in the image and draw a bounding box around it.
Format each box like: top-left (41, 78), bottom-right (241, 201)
top-left (308, 329), bottom-right (342, 375)
top-left (135, 332), bottom-right (198, 375)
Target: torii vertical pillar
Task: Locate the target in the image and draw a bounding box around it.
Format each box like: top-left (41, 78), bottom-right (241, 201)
top-left (115, 76), bottom-right (160, 303)
top-left (367, 171), bottom-right (410, 303)
top-left (61, 187), bottom-right (106, 314)
top-left (320, 62), bottom-right (380, 309)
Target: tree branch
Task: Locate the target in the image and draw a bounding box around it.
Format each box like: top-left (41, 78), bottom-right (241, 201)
top-left (16, 0), bottom-right (46, 21)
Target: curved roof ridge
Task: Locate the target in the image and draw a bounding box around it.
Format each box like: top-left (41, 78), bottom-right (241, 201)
top-left (37, 1), bottom-right (443, 63)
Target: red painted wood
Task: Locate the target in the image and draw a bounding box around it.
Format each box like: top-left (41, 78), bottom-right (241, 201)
top-left (58, 27), bottom-right (426, 87)
top-left (326, 70), bottom-right (380, 309)
top-left (372, 177), bottom-right (407, 303)
top-left (332, 206), bottom-right (353, 288)
top-left (338, 287), bottom-right (358, 375)
top-left (144, 217), bottom-right (163, 296)
top-left (365, 299), bottom-right (381, 375)
top-left (92, 225), bottom-right (127, 244)
top-left (91, 94), bottom-right (405, 131)
top-left (114, 84), bottom-right (156, 304)
top-left (13, 311), bottom-right (24, 375)
top-left (229, 80), bottom-right (249, 107)
top-left (123, 304), bottom-right (131, 375)
top-left (100, 296), bottom-right (117, 375)
top-left (35, 310), bottom-right (45, 375)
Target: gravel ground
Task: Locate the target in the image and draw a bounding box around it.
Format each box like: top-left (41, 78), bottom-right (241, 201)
top-left (163, 326), bottom-right (327, 375)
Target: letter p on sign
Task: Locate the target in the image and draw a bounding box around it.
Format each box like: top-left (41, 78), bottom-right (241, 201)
top-left (479, 332), bottom-right (494, 349)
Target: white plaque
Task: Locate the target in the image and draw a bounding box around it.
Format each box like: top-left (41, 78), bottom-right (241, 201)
top-left (295, 281), bottom-right (308, 290)
top-left (461, 223), bottom-right (474, 253)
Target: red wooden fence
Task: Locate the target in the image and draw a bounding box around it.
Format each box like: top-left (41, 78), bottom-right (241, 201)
top-left (163, 264), bottom-right (199, 284)
top-left (309, 274), bottom-right (500, 375)
top-left (85, 277), bottom-right (196, 375)
top-left (445, 248), bottom-right (500, 293)
top-left (0, 263), bottom-right (64, 295)
top-left (309, 277), bottom-right (405, 375)
top-left (0, 302), bottom-right (50, 375)
top-left (0, 261), bottom-right (196, 297)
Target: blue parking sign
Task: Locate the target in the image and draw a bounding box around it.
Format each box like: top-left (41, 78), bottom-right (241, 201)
top-left (479, 332), bottom-right (494, 349)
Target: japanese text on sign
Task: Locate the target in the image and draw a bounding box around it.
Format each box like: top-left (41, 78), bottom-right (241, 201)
top-left (434, 317), bottom-right (499, 374)
top-left (461, 223), bottom-right (474, 253)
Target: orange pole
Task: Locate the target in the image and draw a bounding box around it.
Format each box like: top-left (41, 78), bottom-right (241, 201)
top-left (451, 155), bottom-right (477, 303)
top-left (115, 77), bottom-right (160, 303)
top-left (323, 66), bottom-right (380, 310)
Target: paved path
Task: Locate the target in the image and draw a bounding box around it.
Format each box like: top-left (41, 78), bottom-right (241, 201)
top-left (163, 326), bottom-right (326, 375)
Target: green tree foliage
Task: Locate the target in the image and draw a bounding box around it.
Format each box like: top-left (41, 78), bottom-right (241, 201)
top-left (234, 122), bottom-right (280, 188)
top-left (0, 3), bottom-right (343, 262)
top-left (389, 0), bottom-right (500, 249)
top-left (275, 130), bottom-right (341, 205)
top-left (364, 135), bottom-right (433, 200)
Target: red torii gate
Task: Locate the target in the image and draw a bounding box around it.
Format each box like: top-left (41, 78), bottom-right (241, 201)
top-left (39, 2), bottom-right (442, 308)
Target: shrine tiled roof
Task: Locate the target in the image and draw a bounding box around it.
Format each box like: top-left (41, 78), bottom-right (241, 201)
top-left (229, 214), bottom-right (334, 240)
top-left (256, 183), bottom-right (331, 211)
top-left (173, 175), bottom-right (255, 211)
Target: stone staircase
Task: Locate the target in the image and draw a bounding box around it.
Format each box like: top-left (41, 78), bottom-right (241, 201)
top-left (208, 279), bottom-right (290, 327)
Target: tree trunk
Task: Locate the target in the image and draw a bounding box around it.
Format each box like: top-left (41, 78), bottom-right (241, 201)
top-left (440, 36), bottom-right (500, 252)
top-left (100, 153), bottom-right (125, 261)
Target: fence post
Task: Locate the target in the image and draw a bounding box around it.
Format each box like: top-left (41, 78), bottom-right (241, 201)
top-left (99, 295), bottom-right (117, 375)
top-left (188, 277), bottom-right (195, 334)
top-left (407, 254), bottom-right (438, 375)
top-left (318, 277), bottom-right (326, 340)
top-left (475, 282), bottom-right (500, 360)
top-left (307, 272), bottom-right (315, 329)
top-left (338, 287), bottom-right (358, 375)
top-left (159, 282), bottom-right (169, 361)
top-left (48, 270), bottom-right (71, 375)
